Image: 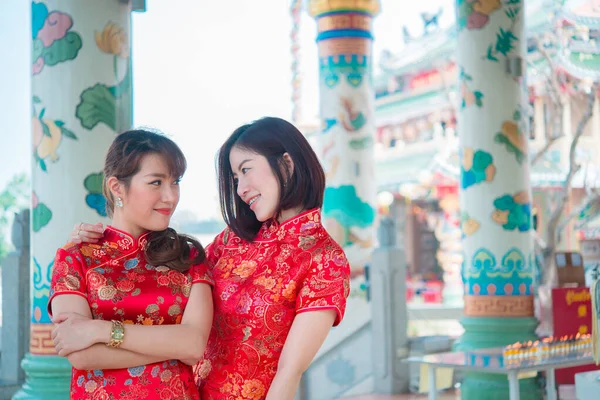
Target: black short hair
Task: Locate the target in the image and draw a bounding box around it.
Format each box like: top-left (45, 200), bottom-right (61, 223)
top-left (217, 117), bottom-right (325, 241)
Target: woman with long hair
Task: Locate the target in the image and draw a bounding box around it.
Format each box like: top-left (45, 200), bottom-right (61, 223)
top-left (50, 130), bottom-right (214, 399)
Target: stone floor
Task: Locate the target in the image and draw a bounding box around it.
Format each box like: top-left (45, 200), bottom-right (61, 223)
top-left (344, 385), bottom-right (578, 399)
top-left (345, 390), bottom-right (459, 399)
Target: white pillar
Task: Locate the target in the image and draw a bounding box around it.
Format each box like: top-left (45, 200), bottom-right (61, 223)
top-left (309, 1), bottom-right (380, 272)
top-left (16, 1), bottom-right (134, 398)
top-left (455, 0), bottom-right (539, 397)
top-left (457, 0), bottom-right (535, 318)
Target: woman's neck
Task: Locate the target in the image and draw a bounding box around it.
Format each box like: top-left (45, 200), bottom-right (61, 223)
top-left (110, 214), bottom-right (146, 239)
top-left (277, 206), bottom-right (306, 224)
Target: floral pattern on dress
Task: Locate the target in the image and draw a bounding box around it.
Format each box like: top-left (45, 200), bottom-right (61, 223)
top-left (196, 208), bottom-right (350, 400)
top-left (49, 226), bottom-right (213, 400)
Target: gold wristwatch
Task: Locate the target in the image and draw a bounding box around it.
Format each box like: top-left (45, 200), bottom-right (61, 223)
top-left (107, 320), bottom-right (125, 348)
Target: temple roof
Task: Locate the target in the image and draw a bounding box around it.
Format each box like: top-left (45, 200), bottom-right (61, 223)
top-left (375, 0), bottom-right (552, 80)
top-left (558, 50), bottom-right (600, 81)
top-left (374, 0), bottom-right (600, 99)
top-left (561, 0), bottom-right (600, 28)
top-left (553, 1), bottom-right (600, 80)
top-left (375, 90), bottom-right (451, 125)
top-left (374, 28), bottom-right (456, 86)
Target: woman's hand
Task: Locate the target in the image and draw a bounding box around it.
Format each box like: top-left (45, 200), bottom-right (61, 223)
top-left (69, 222), bottom-right (104, 244)
top-left (51, 312), bottom-right (109, 356)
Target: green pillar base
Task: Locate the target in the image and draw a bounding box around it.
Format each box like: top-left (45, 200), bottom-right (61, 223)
top-left (460, 373), bottom-right (540, 400)
top-left (12, 354), bottom-right (71, 400)
top-left (454, 316), bottom-right (542, 400)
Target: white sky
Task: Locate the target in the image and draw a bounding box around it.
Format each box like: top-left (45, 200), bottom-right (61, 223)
top-left (1, 0), bottom-right (452, 220)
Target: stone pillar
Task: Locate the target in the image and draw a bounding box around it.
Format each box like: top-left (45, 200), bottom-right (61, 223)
top-left (370, 217), bottom-right (409, 393)
top-left (455, 0), bottom-right (540, 399)
top-left (1, 211), bottom-right (31, 391)
top-left (14, 1), bottom-right (137, 398)
top-left (308, 0), bottom-right (379, 272)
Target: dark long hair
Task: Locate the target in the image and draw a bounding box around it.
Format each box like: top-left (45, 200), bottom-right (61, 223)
top-left (103, 129), bottom-right (205, 271)
top-left (217, 117), bottom-right (325, 241)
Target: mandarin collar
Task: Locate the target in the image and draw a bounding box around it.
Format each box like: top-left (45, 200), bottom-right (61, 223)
top-left (104, 226), bottom-right (151, 250)
top-left (254, 208), bottom-right (323, 243)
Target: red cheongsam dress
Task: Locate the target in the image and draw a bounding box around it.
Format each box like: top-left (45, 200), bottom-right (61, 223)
top-left (48, 226), bottom-right (213, 400)
top-left (196, 208), bottom-right (350, 399)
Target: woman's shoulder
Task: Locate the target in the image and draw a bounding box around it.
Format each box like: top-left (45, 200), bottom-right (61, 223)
top-left (212, 226), bottom-right (246, 247)
top-left (204, 227), bottom-right (239, 263)
top-left (57, 236), bottom-right (123, 267)
top-left (314, 225), bottom-right (344, 248)
top-left (57, 241), bottom-right (86, 259)
top-left (53, 241), bottom-right (91, 272)
top-left (313, 229), bottom-right (349, 263)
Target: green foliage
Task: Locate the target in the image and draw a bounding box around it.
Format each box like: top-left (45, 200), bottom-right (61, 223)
top-left (0, 173), bottom-right (30, 261)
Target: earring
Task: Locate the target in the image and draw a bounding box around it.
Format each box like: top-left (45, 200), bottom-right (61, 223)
top-left (115, 197), bottom-right (123, 208)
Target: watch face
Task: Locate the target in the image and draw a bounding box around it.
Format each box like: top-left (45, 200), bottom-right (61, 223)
top-left (114, 331), bottom-right (124, 340)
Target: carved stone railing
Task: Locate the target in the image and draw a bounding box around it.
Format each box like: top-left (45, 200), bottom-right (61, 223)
top-left (0, 210), bottom-right (31, 398)
top-left (296, 215), bottom-right (460, 399)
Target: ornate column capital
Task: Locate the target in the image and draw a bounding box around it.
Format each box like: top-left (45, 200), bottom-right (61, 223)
top-left (308, 0), bottom-right (380, 18)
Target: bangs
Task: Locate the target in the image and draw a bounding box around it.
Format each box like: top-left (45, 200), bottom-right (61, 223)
top-left (156, 139), bottom-right (187, 179)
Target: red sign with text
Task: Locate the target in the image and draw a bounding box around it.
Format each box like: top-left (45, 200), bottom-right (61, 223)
top-left (552, 287), bottom-right (592, 337)
top-left (551, 287), bottom-right (599, 384)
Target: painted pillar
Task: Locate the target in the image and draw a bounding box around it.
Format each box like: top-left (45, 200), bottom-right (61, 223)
top-left (15, 1), bottom-right (135, 398)
top-left (308, 0), bottom-right (379, 273)
top-left (455, 1), bottom-right (541, 399)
